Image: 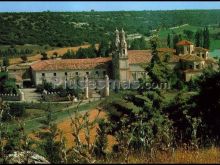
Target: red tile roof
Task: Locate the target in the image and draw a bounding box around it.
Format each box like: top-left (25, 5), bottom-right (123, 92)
top-left (157, 48), bottom-right (175, 53)
top-left (30, 50), bottom-right (165, 71)
top-left (128, 50), bottom-right (152, 64)
top-left (176, 40), bottom-right (193, 46)
top-left (31, 57), bottom-right (112, 71)
top-left (180, 54), bottom-right (204, 62)
top-left (194, 47), bottom-right (209, 52)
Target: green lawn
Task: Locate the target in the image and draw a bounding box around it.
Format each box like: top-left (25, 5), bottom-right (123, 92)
top-left (157, 24), bottom-right (220, 50)
top-left (158, 24), bottom-right (199, 39)
top-left (210, 40), bottom-right (220, 51)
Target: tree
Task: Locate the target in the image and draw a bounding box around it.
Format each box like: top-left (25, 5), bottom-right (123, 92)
top-left (39, 105), bottom-right (65, 163)
top-left (183, 30), bottom-right (194, 40)
top-left (195, 30), bottom-right (203, 47)
top-left (98, 40), bottom-right (109, 57)
top-left (194, 71), bottom-right (220, 143)
top-left (173, 34), bottom-right (179, 51)
top-left (3, 56), bottom-right (9, 67)
top-left (20, 55), bottom-right (28, 63)
top-left (1, 79), bottom-right (18, 94)
top-left (93, 119), bottom-right (108, 159)
top-left (167, 33), bottom-right (171, 48)
top-left (203, 27), bottom-right (210, 49)
top-left (62, 49), bottom-right (75, 59)
top-left (53, 51), bottom-right (58, 58)
top-left (129, 37), bottom-right (147, 50)
top-left (149, 36), bottom-right (160, 64)
top-left (41, 52), bottom-right (48, 60)
top-left (146, 36), bottom-right (172, 84)
top-left (164, 92), bottom-right (199, 144)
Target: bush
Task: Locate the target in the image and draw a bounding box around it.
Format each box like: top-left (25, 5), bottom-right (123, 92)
top-left (36, 84), bottom-right (44, 93)
top-left (2, 103), bottom-right (26, 121)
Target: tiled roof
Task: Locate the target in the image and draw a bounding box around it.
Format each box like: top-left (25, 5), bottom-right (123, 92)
top-left (183, 69), bottom-right (203, 73)
top-left (157, 48), bottom-right (175, 53)
top-left (30, 50), bottom-right (163, 71)
top-left (205, 57), bottom-right (218, 64)
top-left (128, 50), bottom-right (152, 64)
top-left (158, 54), bottom-right (180, 63)
top-left (8, 64), bottom-right (30, 70)
top-left (194, 47), bottom-right (208, 52)
top-left (180, 54), bottom-right (204, 62)
top-left (176, 40), bottom-right (193, 46)
top-left (31, 57), bottom-right (112, 71)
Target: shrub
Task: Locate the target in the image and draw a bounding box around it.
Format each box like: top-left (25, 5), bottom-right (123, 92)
top-left (2, 103), bottom-right (26, 121)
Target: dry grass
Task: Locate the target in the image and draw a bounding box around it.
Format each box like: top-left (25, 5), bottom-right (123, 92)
top-left (28, 108), bottom-right (220, 163)
top-left (55, 108), bottom-right (116, 151)
top-left (29, 108), bottom-right (116, 152)
top-left (103, 147), bottom-right (220, 163)
top-left (9, 44), bottom-right (99, 65)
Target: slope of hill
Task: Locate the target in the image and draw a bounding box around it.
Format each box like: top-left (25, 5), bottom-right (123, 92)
top-left (1, 10), bottom-right (220, 47)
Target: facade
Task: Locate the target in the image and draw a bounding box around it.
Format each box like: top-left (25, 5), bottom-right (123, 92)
top-left (31, 29), bottom-right (152, 86)
top-left (176, 40), bottom-right (218, 81)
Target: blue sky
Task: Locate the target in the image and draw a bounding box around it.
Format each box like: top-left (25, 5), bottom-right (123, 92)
top-left (0, 1), bottom-right (220, 12)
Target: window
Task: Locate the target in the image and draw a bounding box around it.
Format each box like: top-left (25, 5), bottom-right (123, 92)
top-left (103, 71), bottom-right (106, 76)
top-left (42, 73), bottom-right (45, 76)
top-left (65, 72), bottom-right (68, 76)
top-left (76, 72), bottom-right (79, 75)
top-left (96, 71), bottom-right (99, 76)
top-left (54, 73), bottom-right (56, 76)
top-left (86, 72), bottom-right (89, 75)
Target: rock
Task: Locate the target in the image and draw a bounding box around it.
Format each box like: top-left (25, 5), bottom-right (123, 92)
top-left (5, 151), bottom-right (50, 164)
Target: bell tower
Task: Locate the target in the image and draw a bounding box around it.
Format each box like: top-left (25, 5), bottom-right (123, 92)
top-left (112, 28), bottom-right (130, 81)
top-left (118, 28), bottom-right (129, 81)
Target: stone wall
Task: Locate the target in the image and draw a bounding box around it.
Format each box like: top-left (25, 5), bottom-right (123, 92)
top-left (32, 68), bottom-right (108, 86)
top-left (0, 90), bottom-right (24, 101)
top-left (185, 72), bottom-right (203, 82)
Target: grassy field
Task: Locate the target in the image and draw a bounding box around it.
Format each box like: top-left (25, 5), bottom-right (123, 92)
top-left (7, 100), bottom-right (102, 133)
top-left (157, 24), bottom-right (220, 51)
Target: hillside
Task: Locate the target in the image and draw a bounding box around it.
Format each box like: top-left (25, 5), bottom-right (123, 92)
top-left (1, 10), bottom-right (220, 47)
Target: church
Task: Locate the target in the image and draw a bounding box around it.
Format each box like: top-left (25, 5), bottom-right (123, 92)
top-left (30, 29), bottom-right (152, 86)
top-left (8, 29), bottom-right (218, 88)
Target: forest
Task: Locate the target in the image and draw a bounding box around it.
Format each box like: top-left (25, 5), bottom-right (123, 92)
top-left (0, 10), bottom-right (220, 47)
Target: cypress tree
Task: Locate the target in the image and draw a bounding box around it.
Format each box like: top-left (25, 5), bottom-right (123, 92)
top-left (167, 33), bottom-right (171, 48)
top-left (203, 27), bottom-right (210, 49)
top-left (195, 30), bottom-right (201, 47)
top-left (173, 35), bottom-right (180, 52)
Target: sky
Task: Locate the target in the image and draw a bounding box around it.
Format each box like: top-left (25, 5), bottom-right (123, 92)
top-left (0, 1), bottom-right (220, 12)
